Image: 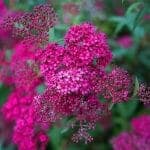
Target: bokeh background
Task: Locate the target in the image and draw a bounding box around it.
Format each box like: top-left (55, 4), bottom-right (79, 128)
top-left (0, 0), bottom-right (149, 149)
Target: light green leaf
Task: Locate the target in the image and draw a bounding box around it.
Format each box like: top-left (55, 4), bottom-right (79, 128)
top-left (132, 77), bottom-right (140, 97)
top-left (126, 2), bottom-right (142, 16)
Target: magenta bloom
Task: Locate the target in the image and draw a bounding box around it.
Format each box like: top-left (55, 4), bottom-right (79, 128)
top-left (138, 84), bottom-right (150, 104)
top-left (117, 35), bottom-right (133, 49)
top-left (111, 115), bottom-right (150, 150)
top-left (65, 23), bottom-right (112, 67)
top-left (13, 107), bottom-right (49, 150)
top-left (131, 115), bottom-right (150, 138)
top-left (99, 67), bottom-right (132, 103)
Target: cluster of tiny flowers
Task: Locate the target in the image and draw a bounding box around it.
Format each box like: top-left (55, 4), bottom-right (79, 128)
top-left (0, 2), bottom-right (58, 149)
top-left (1, 4), bottom-right (57, 45)
top-left (111, 115), bottom-right (150, 150)
top-left (12, 107), bottom-right (49, 150)
top-left (98, 67), bottom-right (132, 103)
top-left (64, 23), bottom-right (112, 67)
top-left (1, 40), bottom-right (49, 149)
top-left (71, 122), bottom-right (95, 144)
top-left (2, 91), bottom-right (33, 121)
top-left (138, 84), bottom-right (150, 104)
top-left (34, 23), bottom-right (133, 142)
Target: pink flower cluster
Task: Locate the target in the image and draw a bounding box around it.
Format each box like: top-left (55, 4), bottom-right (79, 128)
top-left (1, 41), bottom-right (49, 150)
top-left (111, 114), bottom-right (150, 150)
top-left (98, 67), bottom-right (132, 103)
top-left (0, 2), bottom-right (55, 149)
top-left (34, 23), bottom-right (132, 142)
top-left (138, 84), bottom-right (150, 105)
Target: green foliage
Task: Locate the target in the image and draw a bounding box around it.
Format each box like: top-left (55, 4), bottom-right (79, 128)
top-left (0, 84), bottom-right (10, 106)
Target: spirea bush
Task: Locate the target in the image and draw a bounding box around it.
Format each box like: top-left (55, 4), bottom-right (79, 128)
top-left (0, 1), bottom-right (149, 150)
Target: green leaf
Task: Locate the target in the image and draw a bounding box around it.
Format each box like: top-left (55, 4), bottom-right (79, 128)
top-left (109, 16), bottom-right (126, 35)
top-left (108, 102), bottom-right (115, 110)
top-left (48, 127), bottom-right (62, 150)
top-left (60, 126), bottom-right (69, 134)
top-left (116, 100), bottom-right (138, 119)
top-left (132, 77), bottom-right (140, 97)
top-left (36, 84), bottom-right (45, 94)
top-left (113, 48), bottom-right (127, 58)
top-left (0, 85), bottom-right (10, 106)
top-left (126, 2), bottom-right (142, 16)
top-left (122, 0), bottom-right (125, 4)
top-left (132, 7), bottom-right (145, 30)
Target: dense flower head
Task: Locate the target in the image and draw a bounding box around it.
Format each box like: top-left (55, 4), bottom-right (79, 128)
top-left (33, 91), bottom-right (60, 128)
top-left (112, 132), bottom-right (150, 150)
top-left (2, 91), bottom-right (34, 122)
top-left (138, 84), bottom-right (150, 104)
top-left (10, 41), bottom-right (41, 92)
top-left (13, 107), bottom-right (49, 150)
top-left (36, 43), bottom-right (65, 75)
top-left (34, 89), bottom-right (82, 117)
top-left (0, 1), bottom-right (21, 48)
top-left (111, 115), bottom-right (150, 150)
top-left (75, 95), bottom-right (109, 122)
top-left (46, 67), bottom-right (101, 95)
top-left (1, 4), bottom-right (57, 45)
top-left (131, 115), bottom-right (150, 138)
top-left (65, 23), bottom-right (112, 67)
top-left (12, 61), bottom-right (41, 92)
top-left (99, 67), bottom-right (132, 103)
top-left (71, 122), bottom-right (95, 144)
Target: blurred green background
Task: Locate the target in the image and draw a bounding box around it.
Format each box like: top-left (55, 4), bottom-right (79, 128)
top-left (0, 0), bottom-right (150, 149)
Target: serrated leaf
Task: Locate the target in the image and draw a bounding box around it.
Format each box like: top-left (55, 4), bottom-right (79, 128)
top-left (132, 77), bottom-right (140, 97)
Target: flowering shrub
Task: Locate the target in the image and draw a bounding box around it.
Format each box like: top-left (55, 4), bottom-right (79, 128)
top-left (0, 0), bottom-right (149, 150)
